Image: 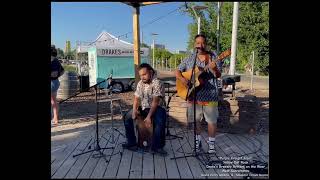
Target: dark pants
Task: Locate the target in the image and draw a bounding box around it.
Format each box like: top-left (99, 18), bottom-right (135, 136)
top-left (123, 106), bottom-right (166, 150)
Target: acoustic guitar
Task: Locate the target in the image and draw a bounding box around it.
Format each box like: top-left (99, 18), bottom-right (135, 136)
top-left (176, 49), bottom-right (231, 101)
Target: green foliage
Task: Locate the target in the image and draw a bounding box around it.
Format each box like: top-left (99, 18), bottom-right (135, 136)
top-left (141, 43), bottom-right (150, 48)
top-left (183, 2), bottom-right (269, 75)
top-left (62, 65), bottom-right (77, 73)
top-left (56, 48), bottom-right (64, 59)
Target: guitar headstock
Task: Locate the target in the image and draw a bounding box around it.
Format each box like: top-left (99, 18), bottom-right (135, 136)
top-left (217, 49), bottom-right (231, 61)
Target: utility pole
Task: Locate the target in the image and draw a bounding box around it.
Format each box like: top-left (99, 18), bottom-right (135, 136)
top-left (229, 2), bottom-right (239, 75)
top-left (133, 5), bottom-right (141, 84)
top-left (250, 51), bottom-right (255, 90)
top-left (216, 2), bottom-right (221, 54)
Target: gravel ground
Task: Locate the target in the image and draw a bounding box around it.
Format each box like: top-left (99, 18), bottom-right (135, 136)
top-left (54, 70), bottom-right (269, 129)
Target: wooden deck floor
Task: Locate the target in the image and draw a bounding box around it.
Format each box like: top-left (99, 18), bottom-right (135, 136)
top-left (51, 123), bottom-right (269, 179)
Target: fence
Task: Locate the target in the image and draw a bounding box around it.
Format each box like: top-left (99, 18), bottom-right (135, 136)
top-left (153, 57), bottom-right (184, 72)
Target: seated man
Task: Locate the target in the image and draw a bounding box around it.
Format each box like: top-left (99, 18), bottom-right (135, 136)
top-left (122, 63), bottom-right (167, 155)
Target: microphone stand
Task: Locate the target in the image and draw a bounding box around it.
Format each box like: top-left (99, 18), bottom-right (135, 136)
top-left (170, 49), bottom-right (209, 166)
top-left (164, 82), bottom-right (183, 140)
top-left (73, 79), bottom-right (114, 162)
top-left (103, 74), bottom-right (126, 144)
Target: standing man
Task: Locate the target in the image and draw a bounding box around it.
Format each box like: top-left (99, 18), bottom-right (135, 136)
top-left (175, 34), bottom-right (221, 153)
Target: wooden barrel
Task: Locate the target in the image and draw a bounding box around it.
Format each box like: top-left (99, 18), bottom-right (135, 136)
top-left (57, 71), bottom-right (79, 100)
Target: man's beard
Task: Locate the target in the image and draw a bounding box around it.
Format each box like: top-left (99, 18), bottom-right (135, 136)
top-left (196, 47), bottom-right (206, 54)
top-left (142, 78), bottom-right (151, 83)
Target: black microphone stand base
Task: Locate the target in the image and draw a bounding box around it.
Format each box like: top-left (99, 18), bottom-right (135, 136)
top-left (104, 127), bottom-right (126, 144)
top-left (165, 129), bottom-right (183, 140)
top-left (72, 84), bottom-right (115, 163)
top-left (73, 144), bottom-right (114, 162)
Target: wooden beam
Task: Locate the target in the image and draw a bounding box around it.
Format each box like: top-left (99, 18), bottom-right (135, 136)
top-left (122, 2), bottom-right (163, 7)
top-left (133, 6), bottom-right (141, 84)
top-left (140, 2), bottom-right (162, 6)
top-left (122, 2), bottom-right (139, 7)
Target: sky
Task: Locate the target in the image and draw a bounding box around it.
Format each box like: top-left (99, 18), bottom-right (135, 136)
top-left (51, 2), bottom-right (197, 53)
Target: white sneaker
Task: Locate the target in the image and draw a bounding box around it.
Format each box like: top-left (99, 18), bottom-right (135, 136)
top-left (195, 139), bottom-right (202, 152)
top-left (208, 141), bottom-right (216, 154)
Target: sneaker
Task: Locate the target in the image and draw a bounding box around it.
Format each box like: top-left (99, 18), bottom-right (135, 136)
top-left (122, 143), bottom-right (137, 151)
top-left (151, 148), bottom-right (168, 156)
top-left (195, 139), bottom-right (202, 152)
top-left (208, 141), bottom-right (216, 154)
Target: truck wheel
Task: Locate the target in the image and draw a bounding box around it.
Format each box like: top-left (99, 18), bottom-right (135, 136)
top-left (112, 82), bottom-right (124, 93)
top-left (130, 81), bottom-right (136, 91)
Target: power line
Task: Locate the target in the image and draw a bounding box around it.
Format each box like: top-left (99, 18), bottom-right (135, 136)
top-left (80, 6), bottom-right (182, 46)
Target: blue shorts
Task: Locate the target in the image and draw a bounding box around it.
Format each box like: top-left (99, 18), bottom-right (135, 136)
top-left (51, 79), bottom-right (60, 93)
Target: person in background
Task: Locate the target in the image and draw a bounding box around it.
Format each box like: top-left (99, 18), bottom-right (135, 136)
top-left (51, 45), bottom-right (64, 125)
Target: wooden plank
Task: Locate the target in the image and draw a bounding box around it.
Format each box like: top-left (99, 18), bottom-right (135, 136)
top-left (91, 131), bottom-right (120, 178)
top-left (177, 127), bottom-right (206, 179)
top-left (129, 150), bottom-right (143, 178)
top-left (219, 134), bottom-right (244, 156)
top-left (235, 135), bottom-right (268, 163)
top-left (64, 136), bottom-right (108, 178)
top-left (51, 144), bottom-right (67, 156)
top-left (76, 133), bottom-right (112, 178)
top-left (215, 133), bottom-right (241, 179)
top-left (200, 132), bottom-right (233, 179)
top-left (52, 138), bottom-right (92, 178)
top-left (220, 134), bottom-right (255, 179)
top-left (169, 111), bottom-right (187, 117)
top-left (225, 134), bottom-right (261, 160)
top-left (103, 129), bottom-right (127, 178)
top-left (251, 134), bottom-right (269, 156)
top-left (142, 149), bottom-right (154, 179)
top-left (116, 148), bottom-right (133, 178)
top-left (249, 134), bottom-right (269, 161)
top-left (154, 153), bottom-right (167, 179)
top-left (185, 128), bottom-right (221, 179)
top-left (51, 141), bottom-right (80, 176)
top-left (164, 128), bottom-right (181, 179)
top-left (170, 127), bottom-right (193, 178)
top-left (169, 107), bottom-right (187, 113)
top-left (51, 145), bottom-right (67, 165)
top-left (190, 128), bottom-right (233, 179)
top-left (225, 134), bottom-right (269, 178)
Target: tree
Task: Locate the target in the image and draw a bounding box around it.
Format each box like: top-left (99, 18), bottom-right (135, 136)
top-left (182, 2), bottom-right (218, 52)
top-left (56, 48), bottom-right (64, 59)
top-left (64, 49), bottom-right (77, 60)
top-left (183, 2), bottom-right (269, 75)
top-left (141, 43), bottom-right (150, 48)
top-left (168, 53), bottom-right (188, 69)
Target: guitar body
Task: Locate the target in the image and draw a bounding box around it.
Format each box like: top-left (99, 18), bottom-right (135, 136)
top-left (176, 66), bottom-right (201, 100)
top-left (176, 49), bottom-right (231, 101)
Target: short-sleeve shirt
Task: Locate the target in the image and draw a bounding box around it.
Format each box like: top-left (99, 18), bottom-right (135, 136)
top-left (177, 52), bottom-right (219, 103)
top-left (134, 77), bottom-right (166, 110)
